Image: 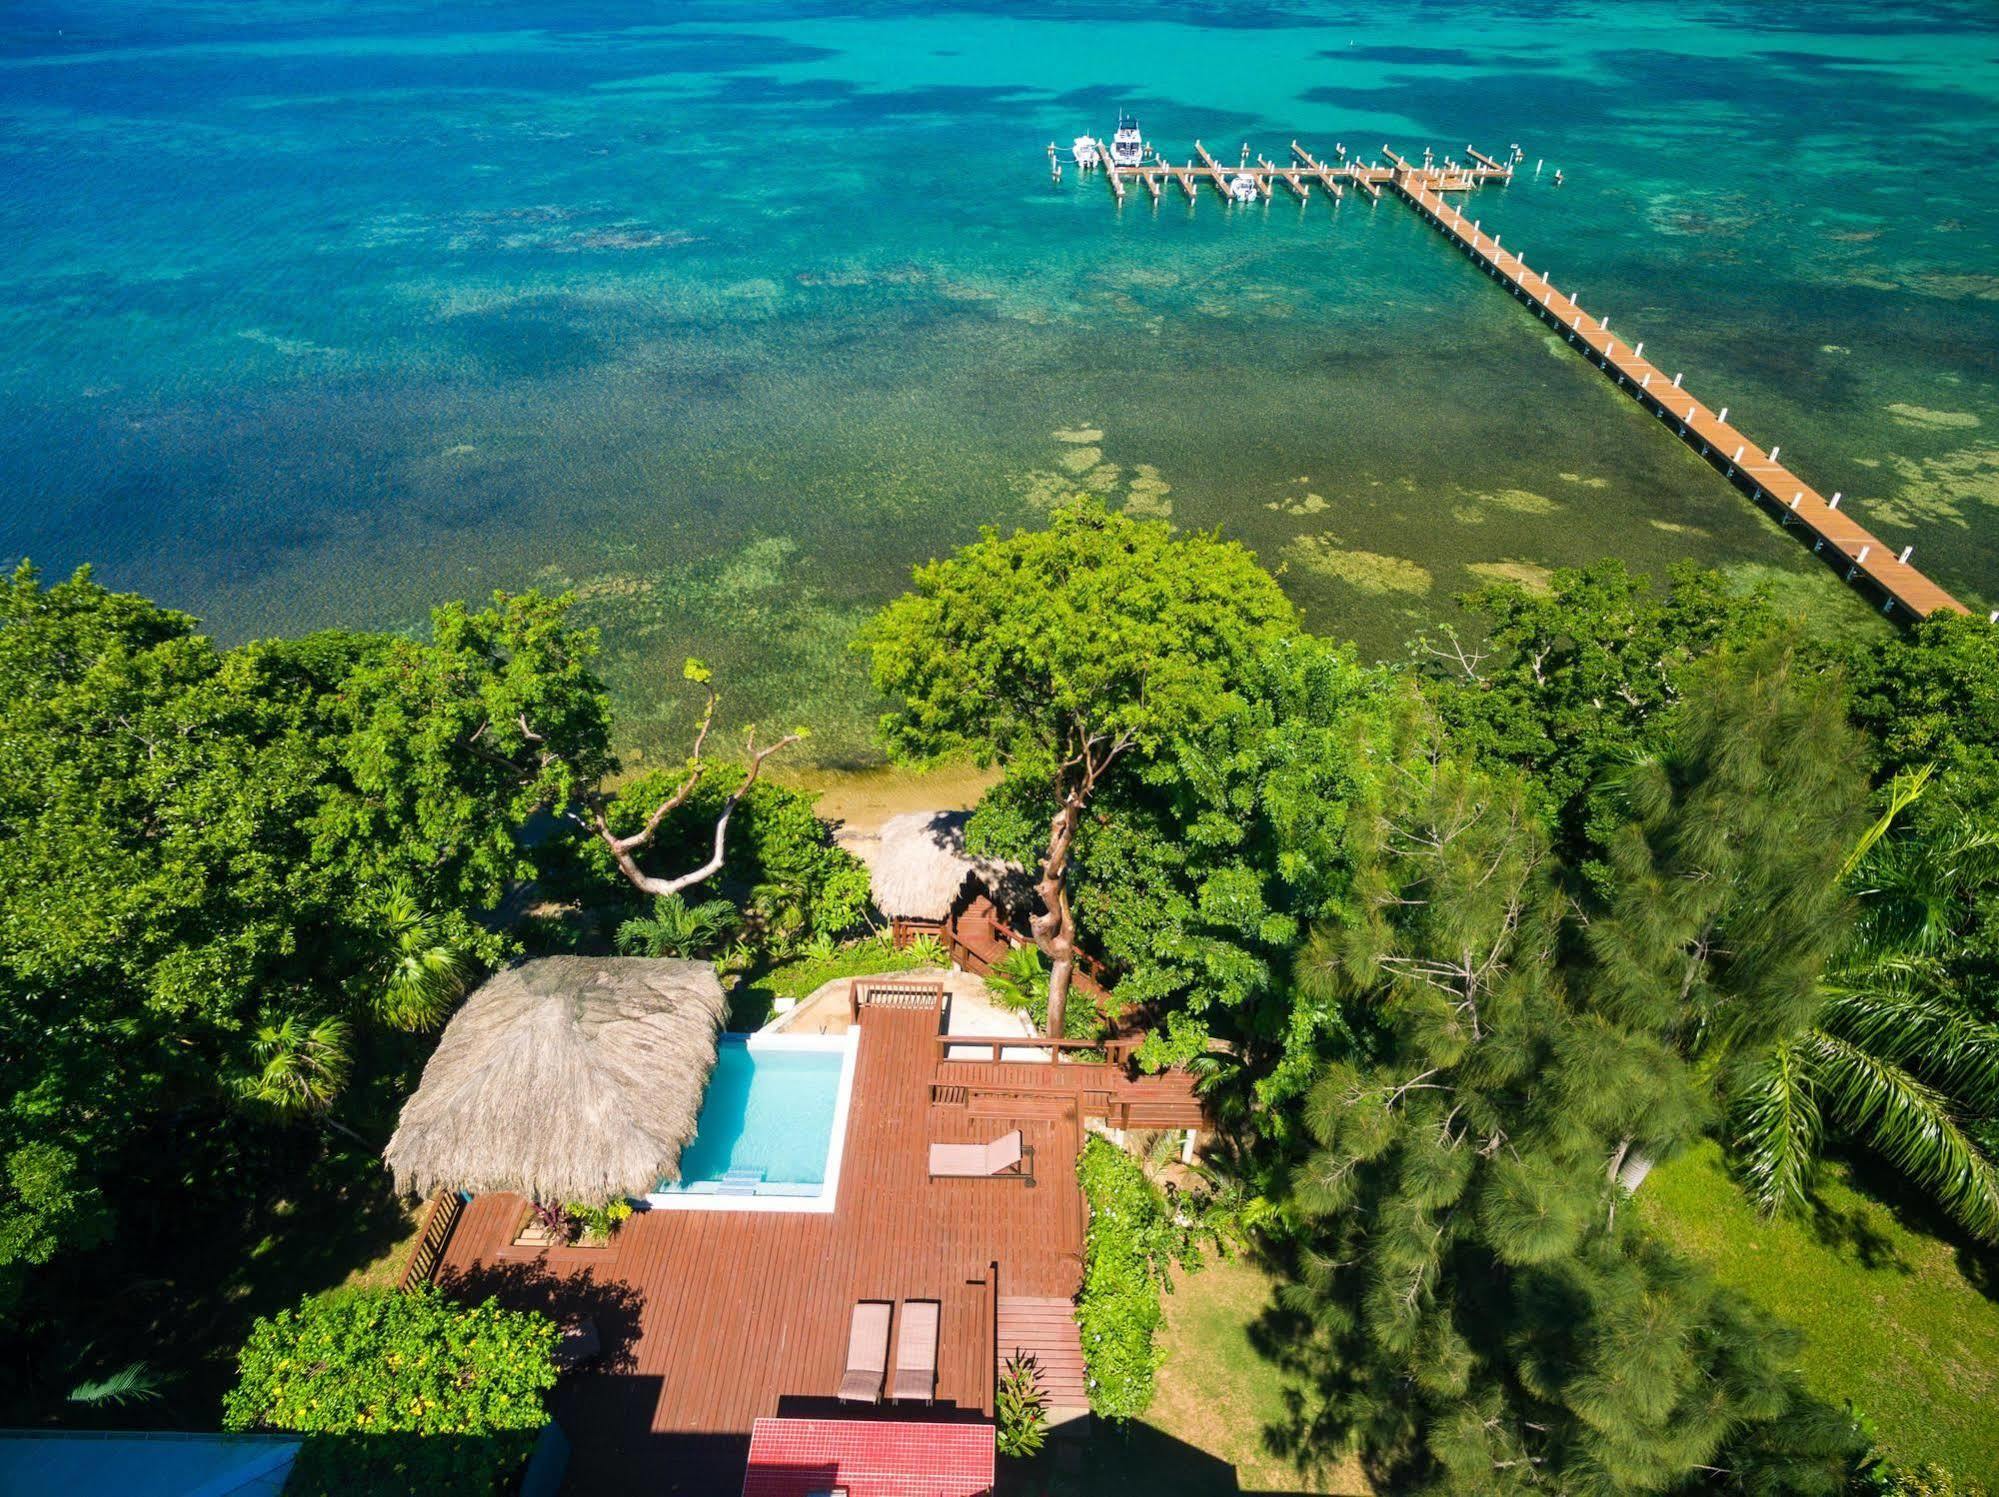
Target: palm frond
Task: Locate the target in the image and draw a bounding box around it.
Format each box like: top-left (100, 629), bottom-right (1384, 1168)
top-left (68, 1361), bottom-right (167, 1407)
top-left (1800, 1029), bottom-right (1999, 1241)
top-left (244, 1015), bottom-right (352, 1115)
top-left (1839, 764), bottom-right (1931, 882)
top-left (1725, 1040), bottom-right (1821, 1216)
top-left (1816, 988), bottom-right (1999, 1113)
top-left (367, 881), bottom-right (475, 1030)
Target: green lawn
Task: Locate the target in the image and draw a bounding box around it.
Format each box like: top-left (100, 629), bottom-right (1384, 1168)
top-left (1001, 1255), bottom-right (1366, 1496)
top-left (1636, 1140), bottom-right (1999, 1483)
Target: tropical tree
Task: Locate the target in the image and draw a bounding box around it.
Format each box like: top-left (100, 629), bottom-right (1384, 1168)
top-left (1415, 559), bottom-right (1780, 884)
top-left (990, 630), bottom-right (1387, 1105)
top-left (1729, 772), bottom-right (1999, 1238)
top-left (1279, 724), bottom-right (1855, 1493)
top-left (860, 500), bottom-right (1301, 1038)
top-left (360, 880), bottom-right (476, 1032)
top-left (1587, 640), bottom-right (1867, 1107)
top-left (616, 893), bottom-right (738, 959)
top-left (0, 568), bottom-right (606, 1334)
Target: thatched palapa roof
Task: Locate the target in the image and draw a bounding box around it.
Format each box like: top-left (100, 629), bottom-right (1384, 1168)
top-left (385, 956), bottom-right (727, 1204)
top-left (859, 809), bottom-right (1023, 922)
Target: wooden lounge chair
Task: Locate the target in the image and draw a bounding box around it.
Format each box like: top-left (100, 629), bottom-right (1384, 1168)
top-left (892, 1299), bottom-right (940, 1403)
top-left (837, 1300), bottom-right (892, 1403)
top-left (928, 1128), bottom-right (1034, 1185)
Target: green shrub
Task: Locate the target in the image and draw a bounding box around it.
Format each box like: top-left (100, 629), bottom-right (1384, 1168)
top-left (1076, 1136), bottom-right (1177, 1420)
top-left (223, 1287), bottom-right (558, 1494)
top-left (996, 1351), bottom-right (1049, 1459)
top-left (564, 1198), bottom-right (634, 1240)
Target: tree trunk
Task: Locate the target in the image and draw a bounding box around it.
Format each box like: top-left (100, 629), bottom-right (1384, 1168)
top-left (1031, 796), bottom-right (1085, 1041)
top-left (1608, 1136), bottom-right (1655, 1193)
top-left (1617, 1151), bottom-right (1655, 1194)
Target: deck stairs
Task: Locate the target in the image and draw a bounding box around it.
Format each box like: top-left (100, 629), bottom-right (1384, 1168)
top-left (998, 1296), bottom-right (1091, 1432)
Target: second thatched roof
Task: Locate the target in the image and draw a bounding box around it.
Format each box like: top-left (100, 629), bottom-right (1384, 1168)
top-left (856, 809), bottom-right (1024, 922)
top-left (384, 956), bottom-right (728, 1204)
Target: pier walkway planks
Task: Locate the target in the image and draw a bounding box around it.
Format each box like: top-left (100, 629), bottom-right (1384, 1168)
top-left (1388, 173), bottom-right (1969, 620)
top-left (1081, 130), bottom-right (1977, 623)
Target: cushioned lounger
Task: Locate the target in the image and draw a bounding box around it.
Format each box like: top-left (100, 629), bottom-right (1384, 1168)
top-left (892, 1299), bottom-right (939, 1403)
top-left (927, 1128), bottom-right (1033, 1183)
top-left (837, 1300), bottom-right (892, 1403)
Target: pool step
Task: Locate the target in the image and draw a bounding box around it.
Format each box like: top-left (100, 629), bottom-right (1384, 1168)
top-left (717, 1167), bottom-right (766, 1196)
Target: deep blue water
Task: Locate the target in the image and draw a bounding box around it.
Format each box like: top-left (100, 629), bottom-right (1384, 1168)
top-left (4, 1), bottom-right (1996, 756)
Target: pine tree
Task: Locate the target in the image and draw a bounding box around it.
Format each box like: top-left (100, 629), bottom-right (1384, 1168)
top-left (1283, 717), bottom-right (1856, 1493)
top-left (1590, 641), bottom-right (1999, 1237)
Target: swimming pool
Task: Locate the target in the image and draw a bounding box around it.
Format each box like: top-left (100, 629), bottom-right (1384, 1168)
top-left (647, 1032), bottom-right (857, 1212)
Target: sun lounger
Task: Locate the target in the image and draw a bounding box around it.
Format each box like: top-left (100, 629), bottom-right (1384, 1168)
top-left (928, 1128), bottom-right (1034, 1184)
top-left (892, 1299), bottom-right (939, 1403)
top-left (837, 1300), bottom-right (892, 1403)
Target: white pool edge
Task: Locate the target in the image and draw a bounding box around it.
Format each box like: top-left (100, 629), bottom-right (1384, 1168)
top-left (641, 1026), bottom-right (860, 1215)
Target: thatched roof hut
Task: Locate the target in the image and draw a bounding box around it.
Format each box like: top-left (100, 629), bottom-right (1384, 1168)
top-left (384, 956), bottom-right (728, 1204)
top-left (858, 809), bottom-right (1024, 922)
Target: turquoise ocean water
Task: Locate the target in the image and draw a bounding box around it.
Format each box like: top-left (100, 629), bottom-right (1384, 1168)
top-left (3, 1), bottom-right (1996, 759)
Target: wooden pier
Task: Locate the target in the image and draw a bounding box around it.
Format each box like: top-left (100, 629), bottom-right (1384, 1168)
top-left (1388, 170), bottom-right (1967, 619)
top-left (1074, 130), bottom-right (1974, 623)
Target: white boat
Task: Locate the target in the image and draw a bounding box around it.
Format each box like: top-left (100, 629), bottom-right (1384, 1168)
top-left (1108, 111), bottom-right (1145, 168)
top-left (1227, 172), bottom-right (1260, 202)
top-left (1072, 135), bottom-right (1100, 167)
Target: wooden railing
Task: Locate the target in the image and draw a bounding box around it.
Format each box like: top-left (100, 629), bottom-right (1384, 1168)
top-left (848, 978), bottom-right (946, 1023)
top-left (934, 1034), bottom-right (1107, 1063)
top-left (398, 1189), bottom-right (465, 1292)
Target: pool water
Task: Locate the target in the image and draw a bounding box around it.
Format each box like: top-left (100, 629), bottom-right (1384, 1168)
top-left (663, 1038), bottom-right (846, 1194)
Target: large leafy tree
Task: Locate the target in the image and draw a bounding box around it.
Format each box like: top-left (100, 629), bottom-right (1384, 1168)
top-left (1417, 560), bottom-right (1779, 883)
top-left (972, 631), bottom-right (1388, 1105)
top-left (1281, 721), bottom-right (1852, 1494)
top-left (0, 566), bottom-right (608, 1323)
top-left (860, 501), bottom-right (1300, 1037)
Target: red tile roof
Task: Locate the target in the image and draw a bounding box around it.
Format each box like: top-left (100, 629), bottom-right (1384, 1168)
top-left (741, 1417), bottom-right (995, 1497)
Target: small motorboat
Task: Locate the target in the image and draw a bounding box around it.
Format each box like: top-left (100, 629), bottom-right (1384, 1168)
top-left (1073, 135), bottom-right (1100, 167)
top-left (1227, 172), bottom-right (1260, 202)
top-left (1109, 111), bottom-right (1145, 169)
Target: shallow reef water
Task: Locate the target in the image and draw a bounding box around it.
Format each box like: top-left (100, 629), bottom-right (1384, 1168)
top-left (2, 0), bottom-right (1995, 759)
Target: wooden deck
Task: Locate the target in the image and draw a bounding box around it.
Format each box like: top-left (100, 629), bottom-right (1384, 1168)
top-left (435, 1003), bottom-right (1146, 1493)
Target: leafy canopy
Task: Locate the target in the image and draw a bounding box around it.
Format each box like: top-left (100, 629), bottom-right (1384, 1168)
top-left (861, 500), bottom-right (1301, 783)
top-left (0, 564), bottom-right (609, 1322)
top-left (224, 1287), bottom-right (558, 1495)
